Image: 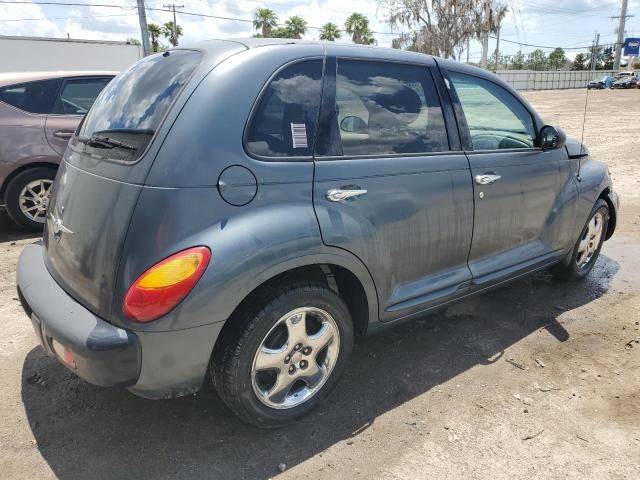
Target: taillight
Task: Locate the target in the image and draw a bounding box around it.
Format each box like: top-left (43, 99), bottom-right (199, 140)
top-left (124, 246), bottom-right (211, 322)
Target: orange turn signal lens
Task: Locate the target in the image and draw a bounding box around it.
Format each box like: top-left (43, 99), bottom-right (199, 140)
top-left (123, 246), bottom-right (211, 322)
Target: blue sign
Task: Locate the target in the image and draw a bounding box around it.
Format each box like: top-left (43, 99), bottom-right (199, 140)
top-left (624, 38), bottom-right (640, 56)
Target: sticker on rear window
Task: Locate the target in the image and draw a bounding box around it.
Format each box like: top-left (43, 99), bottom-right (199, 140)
top-left (290, 123), bottom-right (308, 149)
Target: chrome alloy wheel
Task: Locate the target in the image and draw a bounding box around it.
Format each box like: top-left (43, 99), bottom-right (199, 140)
top-left (251, 307), bottom-right (340, 409)
top-left (18, 179), bottom-right (53, 223)
top-left (576, 211), bottom-right (604, 269)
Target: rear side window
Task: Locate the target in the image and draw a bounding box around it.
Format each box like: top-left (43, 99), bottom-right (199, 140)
top-left (334, 60), bottom-right (449, 156)
top-left (246, 60), bottom-right (323, 158)
top-left (0, 79), bottom-right (61, 114)
top-left (77, 50), bottom-right (202, 162)
top-left (449, 71), bottom-right (536, 150)
top-left (53, 77), bottom-right (112, 115)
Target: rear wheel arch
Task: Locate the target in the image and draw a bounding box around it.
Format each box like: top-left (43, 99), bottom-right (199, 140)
top-left (214, 261), bottom-right (374, 351)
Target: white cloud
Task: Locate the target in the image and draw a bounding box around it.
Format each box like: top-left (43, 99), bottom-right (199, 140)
top-left (0, 2), bottom-right (61, 37)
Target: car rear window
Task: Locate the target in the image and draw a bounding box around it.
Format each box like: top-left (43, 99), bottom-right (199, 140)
top-left (77, 50), bottom-right (203, 162)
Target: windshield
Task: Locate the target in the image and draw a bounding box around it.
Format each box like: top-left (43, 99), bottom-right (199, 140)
top-left (77, 49), bottom-right (203, 162)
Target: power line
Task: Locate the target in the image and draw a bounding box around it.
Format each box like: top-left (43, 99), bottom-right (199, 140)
top-left (0, 12), bottom-right (133, 21)
top-left (0, 0), bottom-right (135, 8)
top-left (0, 0), bottom-right (600, 51)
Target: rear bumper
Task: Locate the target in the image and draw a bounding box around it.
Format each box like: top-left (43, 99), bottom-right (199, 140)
top-left (17, 243), bottom-right (140, 387)
top-left (17, 242), bottom-right (225, 399)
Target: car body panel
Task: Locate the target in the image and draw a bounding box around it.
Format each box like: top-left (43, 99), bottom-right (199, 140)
top-left (313, 154), bottom-right (474, 322)
top-left (44, 160), bottom-right (143, 320)
top-left (44, 114), bottom-right (81, 155)
top-left (464, 148), bottom-right (578, 279)
top-left (0, 101), bottom-right (56, 166)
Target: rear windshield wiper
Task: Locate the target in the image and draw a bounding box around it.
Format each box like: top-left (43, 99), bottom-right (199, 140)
top-left (78, 134), bottom-right (137, 151)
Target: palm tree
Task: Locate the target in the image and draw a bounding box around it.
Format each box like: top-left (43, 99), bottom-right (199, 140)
top-left (344, 13), bottom-right (370, 45)
top-left (253, 8), bottom-right (278, 38)
top-left (162, 21), bottom-right (183, 47)
top-left (148, 23), bottom-right (162, 52)
top-left (361, 29), bottom-right (376, 45)
top-left (285, 15), bottom-right (307, 39)
top-left (319, 22), bottom-right (341, 41)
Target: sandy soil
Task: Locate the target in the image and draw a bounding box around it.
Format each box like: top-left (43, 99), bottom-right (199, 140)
top-left (0, 89), bottom-right (638, 480)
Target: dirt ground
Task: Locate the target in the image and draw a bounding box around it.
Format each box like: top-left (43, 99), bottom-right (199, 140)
top-left (0, 89), bottom-right (638, 480)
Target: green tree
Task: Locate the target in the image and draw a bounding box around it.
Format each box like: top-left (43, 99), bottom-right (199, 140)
top-left (126, 37), bottom-right (141, 46)
top-left (270, 27), bottom-right (290, 38)
top-left (162, 21), bottom-right (183, 47)
top-left (253, 8), bottom-right (278, 38)
top-left (571, 53), bottom-right (586, 71)
top-left (319, 22), bottom-right (341, 41)
top-left (285, 15), bottom-right (307, 39)
top-left (602, 47), bottom-right (614, 70)
top-left (548, 47), bottom-right (565, 70)
top-left (526, 49), bottom-right (548, 71)
top-left (345, 12), bottom-right (372, 45)
top-left (148, 23), bottom-right (163, 52)
top-left (510, 50), bottom-right (526, 70)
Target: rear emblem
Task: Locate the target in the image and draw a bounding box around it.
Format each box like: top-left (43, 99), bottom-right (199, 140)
top-left (48, 206), bottom-right (73, 240)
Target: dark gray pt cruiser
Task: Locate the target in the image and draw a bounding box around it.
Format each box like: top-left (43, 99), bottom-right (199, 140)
top-left (17, 39), bottom-right (619, 427)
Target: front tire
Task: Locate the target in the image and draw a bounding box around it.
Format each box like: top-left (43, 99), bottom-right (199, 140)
top-left (211, 281), bottom-right (353, 428)
top-left (4, 167), bottom-right (56, 230)
top-left (552, 199), bottom-right (609, 281)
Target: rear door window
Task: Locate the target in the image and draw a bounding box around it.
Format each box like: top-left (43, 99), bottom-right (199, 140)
top-left (245, 59), bottom-right (323, 158)
top-left (0, 78), bottom-right (61, 114)
top-left (52, 77), bottom-right (112, 115)
top-left (333, 59), bottom-right (449, 156)
top-left (76, 50), bottom-right (203, 162)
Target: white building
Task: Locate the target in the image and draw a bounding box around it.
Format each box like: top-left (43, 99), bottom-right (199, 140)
top-left (0, 36), bottom-right (142, 74)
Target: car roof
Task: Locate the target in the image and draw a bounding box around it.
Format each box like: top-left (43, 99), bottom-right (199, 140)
top-left (193, 38), bottom-right (490, 76)
top-left (0, 71), bottom-right (117, 88)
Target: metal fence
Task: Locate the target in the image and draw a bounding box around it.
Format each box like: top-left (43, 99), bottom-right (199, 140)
top-left (493, 70), bottom-right (617, 91)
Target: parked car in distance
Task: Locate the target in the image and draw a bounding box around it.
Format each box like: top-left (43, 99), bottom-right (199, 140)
top-left (17, 39), bottom-right (618, 427)
top-left (587, 76), bottom-right (614, 89)
top-left (614, 70), bottom-right (639, 79)
top-left (0, 71), bottom-right (115, 229)
top-left (611, 75), bottom-right (638, 89)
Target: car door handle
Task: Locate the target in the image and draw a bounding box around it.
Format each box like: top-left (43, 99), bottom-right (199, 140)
top-left (475, 174), bottom-right (502, 185)
top-left (326, 188), bottom-right (368, 202)
top-left (53, 130), bottom-right (74, 139)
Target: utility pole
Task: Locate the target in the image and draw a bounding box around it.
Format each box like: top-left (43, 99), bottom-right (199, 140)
top-left (611, 0), bottom-right (630, 70)
top-left (136, 0), bottom-right (151, 56)
top-left (591, 32), bottom-right (600, 73)
top-left (163, 3), bottom-right (184, 46)
top-left (466, 38), bottom-right (470, 64)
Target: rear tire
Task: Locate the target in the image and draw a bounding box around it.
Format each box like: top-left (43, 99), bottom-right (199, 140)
top-left (5, 167), bottom-right (56, 230)
top-left (211, 280), bottom-right (353, 428)
top-left (552, 199), bottom-right (609, 281)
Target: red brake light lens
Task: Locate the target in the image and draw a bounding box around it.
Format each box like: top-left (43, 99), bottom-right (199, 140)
top-left (123, 246), bottom-right (211, 322)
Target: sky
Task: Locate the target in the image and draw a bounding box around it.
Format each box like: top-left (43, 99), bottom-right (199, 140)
top-left (0, 0), bottom-right (639, 63)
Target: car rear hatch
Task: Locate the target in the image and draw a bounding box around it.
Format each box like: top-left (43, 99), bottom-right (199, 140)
top-left (43, 42), bottom-right (245, 320)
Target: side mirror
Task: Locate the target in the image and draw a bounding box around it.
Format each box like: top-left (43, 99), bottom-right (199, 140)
top-left (539, 125), bottom-right (566, 151)
top-left (340, 115), bottom-right (367, 133)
